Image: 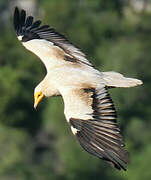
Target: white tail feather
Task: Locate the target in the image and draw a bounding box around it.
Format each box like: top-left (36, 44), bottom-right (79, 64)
top-left (102, 71), bottom-right (143, 88)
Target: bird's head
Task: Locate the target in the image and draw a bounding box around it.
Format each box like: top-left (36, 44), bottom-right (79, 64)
top-left (34, 84), bottom-right (46, 109)
top-left (34, 75), bottom-right (53, 109)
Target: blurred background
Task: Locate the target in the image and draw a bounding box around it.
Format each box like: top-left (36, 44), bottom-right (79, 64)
top-left (0, 0), bottom-right (149, 179)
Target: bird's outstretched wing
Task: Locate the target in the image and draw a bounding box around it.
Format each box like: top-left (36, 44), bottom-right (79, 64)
top-left (13, 7), bottom-right (93, 70)
top-left (61, 86), bottom-right (129, 170)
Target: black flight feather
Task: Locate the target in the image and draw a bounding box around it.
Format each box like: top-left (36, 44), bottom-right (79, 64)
top-left (25, 16), bottom-right (33, 27)
top-left (14, 7), bottom-right (20, 34)
top-left (70, 87), bottom-right (129, 171)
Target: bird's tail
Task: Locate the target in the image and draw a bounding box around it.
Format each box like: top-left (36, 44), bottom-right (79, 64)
top-left (102, 71), bottom-right (143, 88)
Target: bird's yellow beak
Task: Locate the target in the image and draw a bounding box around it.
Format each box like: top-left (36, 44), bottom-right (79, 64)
top-left (34, 91), bottom-right (44, 109)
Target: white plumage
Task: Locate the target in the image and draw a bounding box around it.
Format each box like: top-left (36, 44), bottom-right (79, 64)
top-left (14, 7), bottom-right (142, 171)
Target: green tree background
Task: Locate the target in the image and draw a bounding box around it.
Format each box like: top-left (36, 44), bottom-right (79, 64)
top-left (0, 0), bottom-right (149, 179)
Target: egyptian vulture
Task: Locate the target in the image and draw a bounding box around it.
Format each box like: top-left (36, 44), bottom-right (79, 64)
top-left (14, 7), bottom-right (142, 171)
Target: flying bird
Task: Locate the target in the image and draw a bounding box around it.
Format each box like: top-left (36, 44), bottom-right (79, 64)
top-left (14, 7), bottom-right (142, 171)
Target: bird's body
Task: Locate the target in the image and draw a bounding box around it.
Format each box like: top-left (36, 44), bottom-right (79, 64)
top-left (14, 7), bottom-right (143, 171)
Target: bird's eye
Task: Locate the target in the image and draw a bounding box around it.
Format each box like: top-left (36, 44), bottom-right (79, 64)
top-left (37, 94), bottom-right (41, 98)
top-left (34, 92), bottom-right (43, 99)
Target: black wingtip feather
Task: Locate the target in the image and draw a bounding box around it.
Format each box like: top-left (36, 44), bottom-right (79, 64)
top-left (13, 7), bottom-right (41, 41)
top-left (14, 7), bottom-right (26, 35)
top-left (25, 16), bottom-right (34, 27)
top-left (20, 9), bottom-right (26, 27)
top-left (30, 20), bottom-right (41, 30)
top-left (13, 7), bottom-right (49, 42)
top-left (14, 7), bottom-right (20, 33)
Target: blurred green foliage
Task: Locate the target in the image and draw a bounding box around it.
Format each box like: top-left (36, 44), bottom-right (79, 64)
top-left (0, 0), bottom-right (150, 179)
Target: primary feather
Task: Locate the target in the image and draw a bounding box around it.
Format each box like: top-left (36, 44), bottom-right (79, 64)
top-left (14, 7), bottom-right (143, 171)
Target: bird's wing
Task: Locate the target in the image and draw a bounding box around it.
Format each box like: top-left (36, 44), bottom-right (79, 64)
top-left (13, 7), bottom-right (93, 71)
top-left (61, 86), bottom-right (129, 170)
